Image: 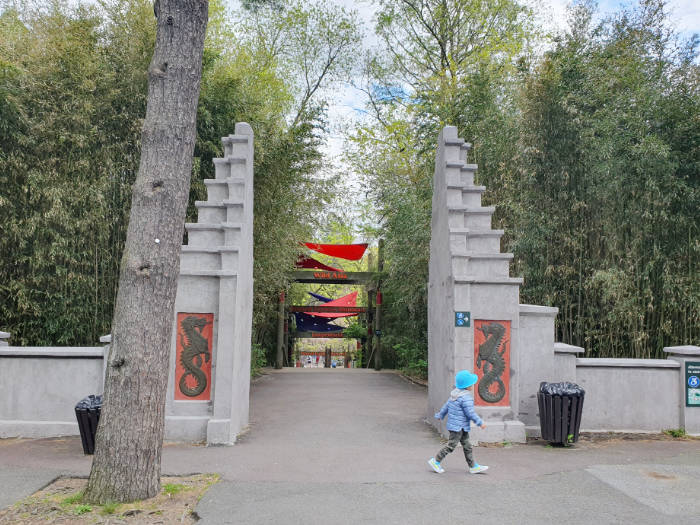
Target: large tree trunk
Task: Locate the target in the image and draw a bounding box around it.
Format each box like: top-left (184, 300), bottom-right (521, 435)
top-left (84, 0), bottom-right (208, 504)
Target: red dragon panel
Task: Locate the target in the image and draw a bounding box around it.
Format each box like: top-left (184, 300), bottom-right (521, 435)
top-left (473, 320), bottom-right (511, 407)
top-left (175, 313), bottom-right (213, 401)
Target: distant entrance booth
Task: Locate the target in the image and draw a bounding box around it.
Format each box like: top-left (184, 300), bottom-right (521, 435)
top-left (277, 241), bottom-right (385, 370)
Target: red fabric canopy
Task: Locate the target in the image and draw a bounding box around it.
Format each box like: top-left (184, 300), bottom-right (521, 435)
top-left (303, 242), bottom-right (368, 261)
top-left (295, 256), bottom-right (341, 272)
top-left (303, 291), bottom-right (358, 318)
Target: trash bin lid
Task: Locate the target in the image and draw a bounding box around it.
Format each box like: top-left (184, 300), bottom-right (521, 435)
top-left (539, 382), bottom-right (585, 396)
top-left (75, 394), bottom-right (103, 410)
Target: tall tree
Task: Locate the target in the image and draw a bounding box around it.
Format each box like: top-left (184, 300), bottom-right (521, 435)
top-left (347, 0), bottom-right (533, 369)
top-left (84, 0), bottom-right (208, 504)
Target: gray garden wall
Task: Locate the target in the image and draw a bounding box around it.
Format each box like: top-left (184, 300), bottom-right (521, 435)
top-left (517, 311), bottom-right (700, 436)
top-left (0, 346), bottom-right (105, 438)
top-left (575, 359), bottom-right (679, 432)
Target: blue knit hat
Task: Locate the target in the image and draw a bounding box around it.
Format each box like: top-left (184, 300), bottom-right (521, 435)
top-left (455, 370), bottom-right (478, 389)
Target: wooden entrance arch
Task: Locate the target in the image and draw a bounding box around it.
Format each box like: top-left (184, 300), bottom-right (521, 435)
top-left (276, 240), bottom-right (384, 370)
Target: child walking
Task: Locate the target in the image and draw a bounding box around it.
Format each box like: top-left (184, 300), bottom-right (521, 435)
top-left (429, 370), bottom-right (488, 474)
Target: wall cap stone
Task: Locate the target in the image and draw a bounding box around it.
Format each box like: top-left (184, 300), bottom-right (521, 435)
top-left (0, 347), bottom-right (104, 358)
top-left (576, 358), bottom-right (680, 368)
top-left (520, 304), bottom-right (559, 316)
top-left (663, 345), bottom-right (700, 357)
top-left (554, 342), bottom-right (585, 353)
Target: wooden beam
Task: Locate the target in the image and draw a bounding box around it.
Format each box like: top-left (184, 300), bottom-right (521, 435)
top-left (291, 270), bottom-right (375, 284)
top-left (290, 305), bottom-right (367, 313)
top-left (295, 332), bottom-right (346, 338)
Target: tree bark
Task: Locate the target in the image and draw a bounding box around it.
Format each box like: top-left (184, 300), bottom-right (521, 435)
top-left (84, 0), bottom-right (208, 504)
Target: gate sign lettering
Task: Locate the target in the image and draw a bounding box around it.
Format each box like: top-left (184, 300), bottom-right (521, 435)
top-left (455, 311), bottom-right (471, 327)
top-left (687, 361), bottom-right (700, 407)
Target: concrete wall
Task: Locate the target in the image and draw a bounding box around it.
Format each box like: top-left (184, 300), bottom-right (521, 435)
top-left (428, 126), bottom-right (526, 443)
top-left (166, 123), bottom-right (255, 445)
top-left (0, 347), bottom-right (105, 438)
top-left (575, 359), bottom-right (680, 432)
top-left (517, 305), bottom-right (559, 428)
top-left (522, 345), bottom-right (700, 436)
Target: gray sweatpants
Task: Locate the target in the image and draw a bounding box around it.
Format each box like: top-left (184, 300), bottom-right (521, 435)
top-left (435, 429), bottom-right (475, 467)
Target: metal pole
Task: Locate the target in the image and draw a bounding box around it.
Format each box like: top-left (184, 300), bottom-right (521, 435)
top-left (276, 290), bottom-right (285, 369)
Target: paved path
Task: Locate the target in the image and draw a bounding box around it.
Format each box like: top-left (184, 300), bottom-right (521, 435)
top-left (1, 368), bottom-right (699, 523)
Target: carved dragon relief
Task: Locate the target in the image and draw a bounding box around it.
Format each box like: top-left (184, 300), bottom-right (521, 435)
top-left (476, 322), bottom-right (507, 403)
top-left (178, 315), bottom-right (211, 397)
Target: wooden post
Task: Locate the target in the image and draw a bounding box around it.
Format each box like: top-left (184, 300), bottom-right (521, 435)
top-left (284, 315), bottom-right (289, 367)
top-left (276, 291), bottom-right (285, 369)
top-left (366, 290), bottom-right (375, 368)
top-left (374, 239), bottom-right (384, 370)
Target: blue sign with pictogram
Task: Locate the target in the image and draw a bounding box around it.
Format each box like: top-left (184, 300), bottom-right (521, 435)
top-left (686, 362), bottom-right (700, 407)
top-left (455, 312), bottom-right (471, 327)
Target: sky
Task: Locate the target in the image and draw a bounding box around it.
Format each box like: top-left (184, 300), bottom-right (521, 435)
top-left (321, 0), bottom-right (700, 164)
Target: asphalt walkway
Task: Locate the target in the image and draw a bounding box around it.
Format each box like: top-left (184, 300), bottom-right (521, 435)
top-left (1, 369), bottom-right (699, 524)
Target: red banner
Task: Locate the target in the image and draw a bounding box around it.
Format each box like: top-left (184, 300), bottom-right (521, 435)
top-left (175, 313), bottom-right (213, 401)
top-left (303, 291), bottom-right (359, 318)
top-left (295, 256), bottom-right (342, 272)
top-left (473, 320), bottom-right (511, 407)
top-left (303, 242), bottom-right (368, 261)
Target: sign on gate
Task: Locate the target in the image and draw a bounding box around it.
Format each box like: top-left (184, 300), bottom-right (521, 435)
top-left (686, 361), bottom-right (700, 407)
top-left (454, 311), bottom-right (470, 327)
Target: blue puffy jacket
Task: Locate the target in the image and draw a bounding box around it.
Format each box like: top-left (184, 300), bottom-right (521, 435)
top-left (435, 388), bottom-right (483, 432)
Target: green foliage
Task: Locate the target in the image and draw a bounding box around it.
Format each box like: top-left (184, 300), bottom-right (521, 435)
top-left (162, 483), bottom-right (187, 496)
top-left (250, 343), bottom-right (267, 377)
top-left (351, 0), bottom-right (699, 367)
top-left (0, 0), bottom-right (361, 348)
top-left (348, 0), bottom-right (533, 372)
top-left (663, 428), bottom-right (686, 438)
top-left (512, 0), bottom-right (700, 357)
top-left (99, 502), bottom-right (120, 515)
top-left (0, 1), bottom-right (153, 345)
top-left (74, 504), bottom-right (92, 515)
top-left (342, 321), bottom-right (367, 339)
top-left (61, 492), bottom-right (83, 505)
top-left (393, 341), bottom-right (428, 379)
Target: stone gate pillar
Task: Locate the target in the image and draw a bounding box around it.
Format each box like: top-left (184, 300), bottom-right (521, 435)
top-left (428, 126), bottom-right (526, 443)
top-left (165, 123), bottom-right (254, 445)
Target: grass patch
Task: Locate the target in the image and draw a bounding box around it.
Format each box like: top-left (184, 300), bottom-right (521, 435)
top-left (0, 474), bottom-right (220, 524)
top-left (74, 504), bottom-right (92, 515)
top-left (163, 482), bottom-right (188, 496)
top-left (663, 428), bottom-right (687, 438)
top-left (61, 491), bottom-right (83, 505)
top-left (100, 501), bottom-right (120, 515)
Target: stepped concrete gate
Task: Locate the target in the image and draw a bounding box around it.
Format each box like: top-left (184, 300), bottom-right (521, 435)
top-left (165, 122), bottom-right (255, 445)
top-left (428, 126), bottom-right (528, 443)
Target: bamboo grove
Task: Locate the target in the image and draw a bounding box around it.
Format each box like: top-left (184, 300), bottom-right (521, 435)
top-left (0, 0), bottom-right (360, 356)
top-left (1, 0), bottom-right (698, 366)
top-left (348, 0), bottom-right (699, 369)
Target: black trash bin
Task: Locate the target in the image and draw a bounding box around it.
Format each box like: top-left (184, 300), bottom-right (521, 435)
top-left (537, 382), bottom-right (585, 445)
top-left (75, 395), bottom-right (102, 454)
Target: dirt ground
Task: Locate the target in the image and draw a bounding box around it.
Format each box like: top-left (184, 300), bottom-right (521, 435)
top-left (0, 474), bottom-right (218, 525)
